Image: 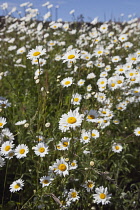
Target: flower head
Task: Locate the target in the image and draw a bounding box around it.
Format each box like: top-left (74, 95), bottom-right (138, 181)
top-left (15, 144), bottom-right (29, 159)
top-left (93, 186), bottom-right (111, 205)
top-left (10, 179), bottom-right (24, 193)
top-left (27, 46), bottom-right (46, 60)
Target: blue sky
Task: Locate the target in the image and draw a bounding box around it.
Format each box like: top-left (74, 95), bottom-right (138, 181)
top-left (0, 0), bottom-right (140, 22)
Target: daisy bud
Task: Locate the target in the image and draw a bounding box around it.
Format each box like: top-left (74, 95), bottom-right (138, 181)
top-left (45, 122), bottom-right (50, 127)
top-left (35, 79), bottom-right (40, 84)
top-left (24, 123), bottom-right (29, 128)
top-left (90, 161), bottom-right (95, 166)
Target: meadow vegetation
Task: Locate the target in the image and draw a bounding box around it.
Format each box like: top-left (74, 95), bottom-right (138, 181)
top-left (0, 2), bottom-right (140, 210)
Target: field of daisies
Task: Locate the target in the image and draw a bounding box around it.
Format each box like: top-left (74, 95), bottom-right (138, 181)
top-left (0, 2), bottom-right (140, 210)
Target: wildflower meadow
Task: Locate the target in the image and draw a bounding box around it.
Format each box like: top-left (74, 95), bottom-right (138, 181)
top-left (0, 2), bottom-right (140, 210)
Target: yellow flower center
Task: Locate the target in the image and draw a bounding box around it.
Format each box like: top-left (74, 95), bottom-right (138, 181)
top-left (74, 98), bottom-right (79, 102)
top-left (63, 141), bottom-right (68, 147)
top-left (117, 80), bottom-right (122, 84)
top-left (14, 184), bottom-right (20, 189)
top-left (39, 147), bottom-right (45, 153)
top-left (87, 115), bottom-right (94, 119)
top-left (100, 81), bottom-right (105, 84)
top-left (68, 54), bottom-right (75, 59)
top-left (138, 131), bottom-right (140, 134)
top-left (129, 73), bottom-right (134, 76)
top-left (71, 162), bottom-right (76, 166)
top-left (83, 136), bottom-right (88, 140)
top-left (119, 68), bottom-right (123, 71)
top-left (58, 164), bottom-right (67, 171)
top-left (71, 192), bottom-right (77, 198)
top-left (92, 133), bottom-right (96, 137)
top-left (19, 149), bottom-right (25, 154)
top-left (131, 57), bottom-right (136, 61)
top-left (102, 111), bottom-right (106, 114)
top-left (64, 81), bottom-right (71, 85)
top-left (111, 83), bottom-right (115, 87)
top-left (115, 146), bottom-right (120, 150)
top-left (98, 51), bottom-right (102, 54)
top-left (100, 193), bottom-right (106, 199)
top-left (5, 145), bottom-right (11, 151)
top-left (33, 51), bottom-right (41, 56)
top-left (87, 182), bottom-right (94, 188)
top-left (85, 56), bottom-right (89, 59)
top-left (42, 180), bottom-right (49, 184)
top-left (67, 117), bottom-right (77, 124)
top-left (0, 123), bottom-right (3, 127)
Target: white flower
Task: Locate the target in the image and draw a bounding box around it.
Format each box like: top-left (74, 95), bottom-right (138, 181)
top-left (91, 129), bottom-right (100, 139)
top-left (0, 117), bottom-right (7, 128)
top-left (86, 110), bottom-right (99, 122)
top-left (112, 143), bottom-right (123, 153)
top-left (33, 143), bottom-right (49, 157)
top-left (40, 176), bottom-right (54, 187)
top-left (134, 127), bottom-right (140, 136)
top-left (49, 157), bottom-right (69, 177)
top-left (82, 180), bottom-right (95, 192)
top-left (59, 108), bottom-right (84, 132)
top-left (61, 77), bottom-right (73, 87)
top-left (62, 49), bottom-right (80, 63)
top-left (71, 93), bottom-right (82, 105)
top-left (68, 189), bottom-right (80, 201)
top-left (15, 144), bottom-right (29, 159)
top-left (93, 186), bottom-right (111, 205)
top-left (10, 179), bottom-right (24, 193)
top-left (80, 130), bottom-right (91, 144)
top-left (87, 72), bottom-right (96, 79)
top-left (27, 46), bottom-right (46, 60)
top-left (77, 79), bottom-right (85, 86)
top-left (1, 141), bottom-right (15, 155)
top-left (69, 160), bottom-right (78, 170)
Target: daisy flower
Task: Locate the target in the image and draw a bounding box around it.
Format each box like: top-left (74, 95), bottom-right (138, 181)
top-left (0, 117), bottom-right (7, 128)
top-left (49, 157), bottom-right (69, 177)
top-left (1, 141), bottom-right (15, 155)
top-left (68, 189), bottom-right (80, 202)
top-left (86, 110), bottom-right (99, 123)
top-left (15, 144), bottom-right (29, 159)
top-left (80, 129), bottom-right (91, 144)
top-left (112, 56), bottom-right (121, 63)
top-left (77, 79), bottom-right (85, 86)
top-left (112, 143), bottom-right (123, 153)
top-left (93, 186), bottom-right (111, 205)
top-left (62, 49), bottom-right (80, 63)
top-left (61, 137), bottom-right (71, 150)
top-left (134, 127), bottom-right (140, 136)
top-left (10, 179), bottom-right (24, 193)
top-left (61, 77), bottom-right (73, 87)
top-left (71, 93), bottom-right (82, 105)
top-left (27, 46), bottom-right (46, 60)
top-left (40, 176), bottom-right (54, 187)
top-left (87, 72), bottom-right (96, 79)
top-left (33, 143), bottom-right (49, 157)
top-left (59, 108), bottom-right (84, 132)
top-left (1, 128), bottom-right (14, 142)
top-left (82, 180), bottom-right (95, 192)
top-left (5, 150), bottom-right (15, 159)
top-left (91, 129), bottom-right (100, 139)
top-left (99, 24), bottom-right (108, 33)
top-left (69, 160), bottom-right (78, 170)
